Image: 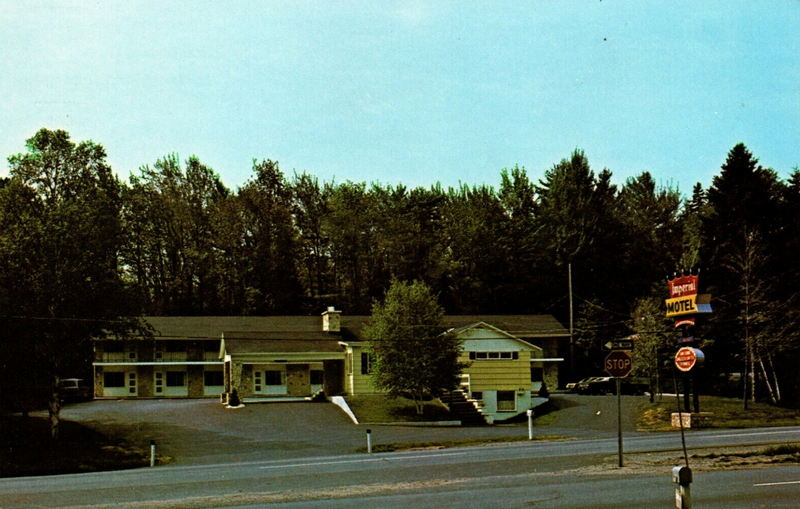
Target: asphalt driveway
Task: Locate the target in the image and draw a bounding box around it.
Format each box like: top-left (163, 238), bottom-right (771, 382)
top-left (57, 394), bottom-right (647, 466)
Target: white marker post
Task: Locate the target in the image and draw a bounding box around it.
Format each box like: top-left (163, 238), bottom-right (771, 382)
top-left (150, 440), bottom-right (156, 467)
top-left (366, 429), bottom-right (372, 454)
top-left (526, 409), bottom-right (534, 440)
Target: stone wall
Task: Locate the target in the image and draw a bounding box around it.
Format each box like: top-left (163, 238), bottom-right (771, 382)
top-left (239, 364), bottom-right (253, 397)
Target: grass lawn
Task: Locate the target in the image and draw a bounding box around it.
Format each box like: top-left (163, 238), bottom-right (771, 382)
top-left (355, 434), bottom-right (567, 453)
top-left (1, 414), bottom-right (159, 478)
top-left (638, 395), bottom-right (800, 431)
top-left (344, 394), bottom-right (455, 423)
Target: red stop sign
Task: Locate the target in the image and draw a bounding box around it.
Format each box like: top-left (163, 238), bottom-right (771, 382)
top-left (604, 350), bottom-right (633, 378)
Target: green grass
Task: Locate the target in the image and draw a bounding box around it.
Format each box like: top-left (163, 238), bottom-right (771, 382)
top-left (355, 434), bottom-right (567, 453)
top-left (637, 395), bottom-right (800, 431)
top-left (345, 394), bottom-right (455, 423)
top-left (762, 443), bottom-right (800, 457)
top-left (1, 414), bottom-right (163, 477)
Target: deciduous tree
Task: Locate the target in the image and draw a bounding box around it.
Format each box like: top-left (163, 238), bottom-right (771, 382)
top-left (363, 280), bottom-right (467, 414)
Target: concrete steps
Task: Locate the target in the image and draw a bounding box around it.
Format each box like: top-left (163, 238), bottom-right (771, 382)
top-left (440, 389), bottom-right (488, 425)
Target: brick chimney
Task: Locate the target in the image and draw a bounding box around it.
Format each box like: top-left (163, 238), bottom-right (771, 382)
top-left (321, 306), bottom-right (341, 332)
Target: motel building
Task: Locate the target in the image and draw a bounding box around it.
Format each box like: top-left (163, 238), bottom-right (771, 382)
top-left (93, 309), bottom-right (568, 423)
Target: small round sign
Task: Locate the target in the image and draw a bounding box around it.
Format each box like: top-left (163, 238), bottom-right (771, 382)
top-left (675, 347), bottom-right (704, 372)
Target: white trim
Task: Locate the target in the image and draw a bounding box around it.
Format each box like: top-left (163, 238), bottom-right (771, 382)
top-left (94, 361), bottom-right (224, 366)
top-left (530, 358), bottom-right (565, 362)
top-left (228, 352), bottom-right (346, 362)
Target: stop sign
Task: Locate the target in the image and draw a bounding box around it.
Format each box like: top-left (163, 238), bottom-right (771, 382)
top-left (604, 350), bottom-right (633, 378)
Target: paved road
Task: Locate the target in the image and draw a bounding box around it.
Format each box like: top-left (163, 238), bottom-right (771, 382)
top-left (2, 426), bottom-right (799, 507)
top-left (56, 394), bottom-right (646, 465)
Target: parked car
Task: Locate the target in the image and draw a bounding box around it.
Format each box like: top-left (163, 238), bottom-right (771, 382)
top-left (58, 378), bottom-right (92, 402)
top-left (578, 376), bottom-right (649, 395)
top-left (567, 377), bottom-right (595, 393)
top-left (579, 376), bottom-right (615, 394)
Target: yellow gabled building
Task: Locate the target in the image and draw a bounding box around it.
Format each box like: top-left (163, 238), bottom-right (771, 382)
top-left (452, 322), bottom-right (543, 422)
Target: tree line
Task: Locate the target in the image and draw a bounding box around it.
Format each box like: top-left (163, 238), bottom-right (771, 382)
top-left (2, 128), bottom-right (799, 418)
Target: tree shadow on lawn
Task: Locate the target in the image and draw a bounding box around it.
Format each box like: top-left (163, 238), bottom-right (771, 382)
top-left (0, 414), bottom-right (152, 478)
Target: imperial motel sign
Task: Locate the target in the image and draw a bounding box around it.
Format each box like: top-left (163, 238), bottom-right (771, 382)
top-left (665, 274), bottom-right (711, 326)
top-left (666, 274), bottom-right (699, 317)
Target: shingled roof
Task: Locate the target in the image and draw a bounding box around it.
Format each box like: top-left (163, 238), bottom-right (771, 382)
top-left (110, 314), bottom-right (568, 341)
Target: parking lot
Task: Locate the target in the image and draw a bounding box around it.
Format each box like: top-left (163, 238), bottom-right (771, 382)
top-left (57, 394), bottom-right (646, 465)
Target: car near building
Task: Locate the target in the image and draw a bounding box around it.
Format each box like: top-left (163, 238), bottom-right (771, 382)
top-left (58, 378), bottom-right (92, 402)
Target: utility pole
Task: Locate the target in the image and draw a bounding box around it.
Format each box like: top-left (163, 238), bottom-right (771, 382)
top-left (569, 263), bottom-right (574, 377)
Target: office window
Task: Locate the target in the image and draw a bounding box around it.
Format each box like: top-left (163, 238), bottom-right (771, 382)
top-left (360, 353), bottom-right (373, 374)
top-left (204, 370), bottom-right (224, 386)
top-left (264, 370), bottom-right (282, 385)
top-left (166, 371), bottom-right (185, 387)
top-left (104, 372), bottom-right (125, 387)
top-left (469, 351), bottom-right (519, 360)
top-left (497, 391), bottom-right (516, 411)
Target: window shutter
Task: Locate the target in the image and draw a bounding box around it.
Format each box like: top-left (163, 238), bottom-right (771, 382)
top-left (361, 353), bottom-right (369, 374)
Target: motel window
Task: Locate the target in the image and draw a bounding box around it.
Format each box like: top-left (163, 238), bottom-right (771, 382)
top-left (105, 342), bottom-right (124, 353)
top-left (104, 372), bottom-right (125, 387)
top-left (361, 353), bottom-right (373, 374)
top-left (166, 371), bottom-right (186, 387)
top-left (264, 370), bottom-right (283, 386)
top-left (204, 370), bottom-right (224, 386)
top-left (310, 370), bottom-right (324, 385)
top-left (203, 340), bottom-right (221, 352)
top-left (497, 391), bottom-right (516, 411)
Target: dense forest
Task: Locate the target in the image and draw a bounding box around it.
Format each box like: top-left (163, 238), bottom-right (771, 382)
top-left (1, 129), bottom-right (799, 407)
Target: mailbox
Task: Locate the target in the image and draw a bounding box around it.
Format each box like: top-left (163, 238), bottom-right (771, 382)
top-left (672, 466), bottom-right (692, 486)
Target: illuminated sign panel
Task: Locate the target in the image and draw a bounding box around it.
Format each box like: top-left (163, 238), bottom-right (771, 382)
top-left (665, 295), bottom-right (698, 317)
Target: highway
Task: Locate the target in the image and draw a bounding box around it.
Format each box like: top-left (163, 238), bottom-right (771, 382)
top-left (2, 426), bottom-right (799, 508)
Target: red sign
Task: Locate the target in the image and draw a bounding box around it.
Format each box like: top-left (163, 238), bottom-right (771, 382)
top-left (669, 275), bottom-right (699, 298)
top-left (604, 350), bottom-right (633, 378)
top-left (675, 347), bottom-right (698, 372)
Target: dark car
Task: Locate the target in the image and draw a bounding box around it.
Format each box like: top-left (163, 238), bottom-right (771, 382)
top-left (579, 376), bottom-right (615, 394)
top-left (579, 376), bottom-right (648, 395)
top-left (58, 378), bottom-right (92, 402)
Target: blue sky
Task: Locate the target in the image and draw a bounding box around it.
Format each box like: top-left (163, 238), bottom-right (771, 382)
top-left (2, 1), bottom-right (798, 195)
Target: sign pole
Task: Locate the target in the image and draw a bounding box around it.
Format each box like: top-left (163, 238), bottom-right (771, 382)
top-left (617, 377), bottom-right (624, 467)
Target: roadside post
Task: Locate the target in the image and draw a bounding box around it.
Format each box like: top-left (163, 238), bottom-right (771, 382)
top-left (672, 465), bottom-right (692, 508)
top-left (526, 409), bottom-right (533, 440)
top-left (604, 342), bottom-right (634, 468)
top-left (366, 429), bottom-right (372, 454)
top-left (150, 440), bottom-right (156, 467)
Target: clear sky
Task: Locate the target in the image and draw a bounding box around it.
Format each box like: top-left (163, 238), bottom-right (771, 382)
top-left (2, 1), bottom-right (798, 195)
